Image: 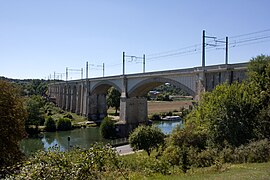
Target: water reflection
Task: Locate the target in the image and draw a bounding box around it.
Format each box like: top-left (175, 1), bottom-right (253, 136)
top-left (154, 120), bottom-right (183, 134)
top-left (20, 121), bottom-right (182, 155)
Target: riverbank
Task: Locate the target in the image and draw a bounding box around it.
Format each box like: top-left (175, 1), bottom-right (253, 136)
top-left (20, 120), bottom-right (181, 155)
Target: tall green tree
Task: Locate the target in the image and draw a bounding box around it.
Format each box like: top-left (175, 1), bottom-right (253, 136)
top-left (25, 95), bottom-right (46, 127)
top-left (248, 55), bottom-right (270, 139)
top-left (106, 87), bottom-right (121, 115)
top-left (187, 82), bottom-right (259, 147)
top-left (0, 80), bottom-right (27, 168)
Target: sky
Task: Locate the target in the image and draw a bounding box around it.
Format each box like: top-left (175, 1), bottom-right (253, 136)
top-left (0, 0), bottom-right (270, 80)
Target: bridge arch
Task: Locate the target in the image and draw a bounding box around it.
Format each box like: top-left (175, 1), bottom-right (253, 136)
top-left (91, 81), bottom-right (121, 94)
top-left (128, 77), bottom-right (196, 97)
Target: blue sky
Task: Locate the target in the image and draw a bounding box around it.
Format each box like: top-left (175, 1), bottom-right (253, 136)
top-left (0, 0), bottom-right (269, 80)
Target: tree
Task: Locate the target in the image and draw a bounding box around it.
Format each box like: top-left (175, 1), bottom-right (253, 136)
top-left (57, 118), bottom-right (72, 131)
top-left (45, 116), bottom-right (56, 132)
top-left (24, 79), bottom-right (48, 96)
top-left (25, 95), bottom-right (46, 129)
top-left (100, 117), bottom-right (116, 139)
top-left (129, 125), bottom-right (165, 156)
top-left (187, 82), bottom-right (259, 147)
top-left (248, 55), bottom-right (270, 139)
top-left (106, 87), bottom-right (121, 115)
top-left (0, 80), bottom-right (27, 168)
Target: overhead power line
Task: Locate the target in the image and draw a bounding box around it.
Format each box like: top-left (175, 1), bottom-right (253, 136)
top-left (145, 29), bottom-right (270, 62)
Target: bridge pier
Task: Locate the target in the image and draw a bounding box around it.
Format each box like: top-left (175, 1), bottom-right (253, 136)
top-left (75, 85), bottom-right (81, 114)
top-left (117, 97), bottom-right (148, 137)
top-left (120, 97), bottom-right (148, 124)
top-left (88, 94), bottom-right (107, 121)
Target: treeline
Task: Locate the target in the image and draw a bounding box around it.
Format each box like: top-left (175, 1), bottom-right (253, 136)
top-left (0, 76), bottom-right (62, 96)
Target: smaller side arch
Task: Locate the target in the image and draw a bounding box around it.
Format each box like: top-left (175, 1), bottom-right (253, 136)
top-left (128, 77), bottom-right (195, 97)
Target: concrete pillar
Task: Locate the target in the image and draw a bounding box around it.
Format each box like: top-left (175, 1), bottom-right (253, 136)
top-left (195, 71), bottom-right (206, 100)
top-left (70, 86), bottom-right (76, 113)
top-left (82, 86), bottom-right (88, 116)
top-left (97, 94), bottom-right (107, 120)
top-left (75, 85), bottom-right (81, 114)
top-left (58, 86), bottom-right (62, 108)
top-left (120, 97), bottom-right (148, 124)
top-left (62, 86), bottom-right (66, 110)
top-left (66, 86), bottom-right (71, 111)
top-left (88, 94), bottom-right (98, 120)
top-left (57, 86), bottom-right (61, 106)
top-left (79, 84), bottom-right (85, 115)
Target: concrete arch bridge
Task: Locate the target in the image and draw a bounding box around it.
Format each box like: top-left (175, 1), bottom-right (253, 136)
top-left (48, 63), bottom-right (247, 135)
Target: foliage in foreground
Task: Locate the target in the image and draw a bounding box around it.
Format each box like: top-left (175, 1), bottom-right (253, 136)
top-left (0, 80), bottom-right (27, 168)
top-left (7, 140), bottom-right (270, 179)
top-left (8, 144), bottom-right (127, 179)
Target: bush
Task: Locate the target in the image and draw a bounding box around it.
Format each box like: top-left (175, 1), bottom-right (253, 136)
top-left (122, 153), bottom-right (170, 175)
top-left (233, 139), bottom-right (270, 163)
top-left (168, 124), bottom-right (207, 150)
top-left (149, 114), bottom-right (161, 121)
top-left (63, 113), bottom-right (73, 119)
top-left (163, 145), bottom-right (182, 167)
top-left (9, 144), bottom-right (126, 179)
top-left (129, 125), bottom-right (165, 156)
top-left (57, 118), bottom-right (72, 131)
top-left (188, 147), bottom-right (218, 168)
top-left (100, 117), bottom-right (116, 139)
top-left (45, 116), bottom-right (56, 132)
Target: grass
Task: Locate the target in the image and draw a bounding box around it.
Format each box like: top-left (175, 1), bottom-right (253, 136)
top-left (120, 152), bottom-right (270, 180)
top-left (150, 163), bottom-right (270, 180)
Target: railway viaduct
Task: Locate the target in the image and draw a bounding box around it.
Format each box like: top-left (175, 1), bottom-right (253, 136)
top-left (48, 62), bottom-right (248, 135)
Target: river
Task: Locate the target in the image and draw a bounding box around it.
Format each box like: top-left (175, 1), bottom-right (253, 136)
top-left (20, 120), bottom-right (182, 155)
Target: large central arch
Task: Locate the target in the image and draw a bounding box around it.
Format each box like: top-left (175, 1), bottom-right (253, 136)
top-left (91, 80), bottom-right (121, 94)
top-left (128, 77), bottom-right (196, 98)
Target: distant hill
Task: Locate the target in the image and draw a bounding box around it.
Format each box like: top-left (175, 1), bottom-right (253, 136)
top-left (152, 84), bottom-right (189, 96)
top-left (0, 76), bottom-right (63, 96)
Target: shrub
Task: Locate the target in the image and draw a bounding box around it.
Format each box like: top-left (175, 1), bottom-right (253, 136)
top-left (233, 139), bottom-right (270, 163)
top-left (9, 144), bottom-right (126, 179)
top-left (45, 116), bottom-right (56, 132)
top-left (149, 114), bottom-right (161, 121)
top-left (63, 113), bottom-right (73, 119)
top-left (188, 147), bottom-right (218, 168)
top-left (163, 145), bottom-right (182, 167)
top-left (168, 124), bottom-right (207, 150)
top-left (122, 153), bottom-right (170, 175)
top-left (57, 118), bottom-right (72, 131)
top-left (100, 117), bottom-right (116, 139)
top-left (129, 125), bottom-right (165, 156)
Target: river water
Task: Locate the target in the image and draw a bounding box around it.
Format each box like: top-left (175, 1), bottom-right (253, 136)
top-left (20, 120), bottom-right (182, 155)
